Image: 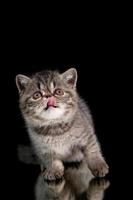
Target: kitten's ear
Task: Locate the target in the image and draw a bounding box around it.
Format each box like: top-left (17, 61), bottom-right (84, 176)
top-left (62, 68), bottom-right (77, 88)
top-left (16, 74), bottom-right (31, 93)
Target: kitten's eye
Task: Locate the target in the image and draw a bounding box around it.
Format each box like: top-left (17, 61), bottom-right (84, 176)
top-left (33, 91), bottom-right (42, 100)
top-left (55, 88), bottom-right (64, 96)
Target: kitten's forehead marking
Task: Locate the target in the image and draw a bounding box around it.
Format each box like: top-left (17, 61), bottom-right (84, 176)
top-left (50, 82), bottom-right (54, 93)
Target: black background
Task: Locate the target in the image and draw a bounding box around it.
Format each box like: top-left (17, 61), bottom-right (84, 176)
top-left (1, 64), bottom-right (118, 199)
top-left (0, 2), bottom-right (130, 198)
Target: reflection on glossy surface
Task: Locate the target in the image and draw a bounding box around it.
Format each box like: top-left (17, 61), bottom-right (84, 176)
top-left (35, 163), bottom-right (110, 200)
top-left (18, 145), bottom-right (110, 200)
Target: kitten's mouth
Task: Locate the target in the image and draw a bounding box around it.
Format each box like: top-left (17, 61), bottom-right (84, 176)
top-left (44, 105), bottom-right (58, 111)
top-left (44, 96), bottom-right (58, 110)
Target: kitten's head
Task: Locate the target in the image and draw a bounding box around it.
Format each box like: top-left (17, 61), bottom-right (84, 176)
top-left (16, 68), bottom-right (78, 126)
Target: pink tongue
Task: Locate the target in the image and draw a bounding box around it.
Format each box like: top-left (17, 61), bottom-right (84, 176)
top-left (47, 96), bottom-right (56, 107)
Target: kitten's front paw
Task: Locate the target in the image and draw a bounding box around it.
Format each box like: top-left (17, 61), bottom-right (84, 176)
top-left (43, 168), bottom-right (64, 181)
top-left (42, 161), bottom-right (64, 181)
top-left (90, 161), bottom-right (109, 177)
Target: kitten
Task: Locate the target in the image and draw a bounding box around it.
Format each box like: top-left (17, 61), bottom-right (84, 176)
top-left (16, 68), bottom-right (109, 180)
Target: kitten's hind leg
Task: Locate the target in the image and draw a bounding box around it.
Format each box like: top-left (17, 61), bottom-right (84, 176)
top-left (17, 145), bottom-right (39, 165)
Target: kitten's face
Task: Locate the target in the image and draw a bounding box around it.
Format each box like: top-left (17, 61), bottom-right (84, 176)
top-left (16, 68), bottom-right (78, 126)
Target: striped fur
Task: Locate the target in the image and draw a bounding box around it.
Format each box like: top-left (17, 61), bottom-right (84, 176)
top-left (16, 68), bottom-right (109, 179)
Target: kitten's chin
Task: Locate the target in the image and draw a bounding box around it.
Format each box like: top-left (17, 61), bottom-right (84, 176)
top-left (25, 105), bottom-right (76, 127)
top-left (44, 105), bottom-right (58, 111)
top-left (40, 106), bottom-right (66, 121)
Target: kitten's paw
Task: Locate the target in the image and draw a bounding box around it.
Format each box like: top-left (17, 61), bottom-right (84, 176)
top-left (42, 168), bottom-right (64, 181)
top-left (90, 161), bottom-right (109, 177)
top-left (42, 161), bottom-right (64, 181)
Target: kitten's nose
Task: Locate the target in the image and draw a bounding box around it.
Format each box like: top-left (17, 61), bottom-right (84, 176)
top-left (47, 96), bottom-right (56, 107)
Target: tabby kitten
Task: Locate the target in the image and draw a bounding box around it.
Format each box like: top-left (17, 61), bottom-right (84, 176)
top-left (16, 68), bottom-right (109, 180)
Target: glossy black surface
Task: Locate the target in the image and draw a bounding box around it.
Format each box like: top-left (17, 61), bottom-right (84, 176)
top-left (15, 161), bottom-right (111, 200)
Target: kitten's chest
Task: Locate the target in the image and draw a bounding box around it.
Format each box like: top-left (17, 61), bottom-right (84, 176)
top-left (30, 131), bottom-right (73, 157)
top-left (29, 126), bottom-right (87, 159)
